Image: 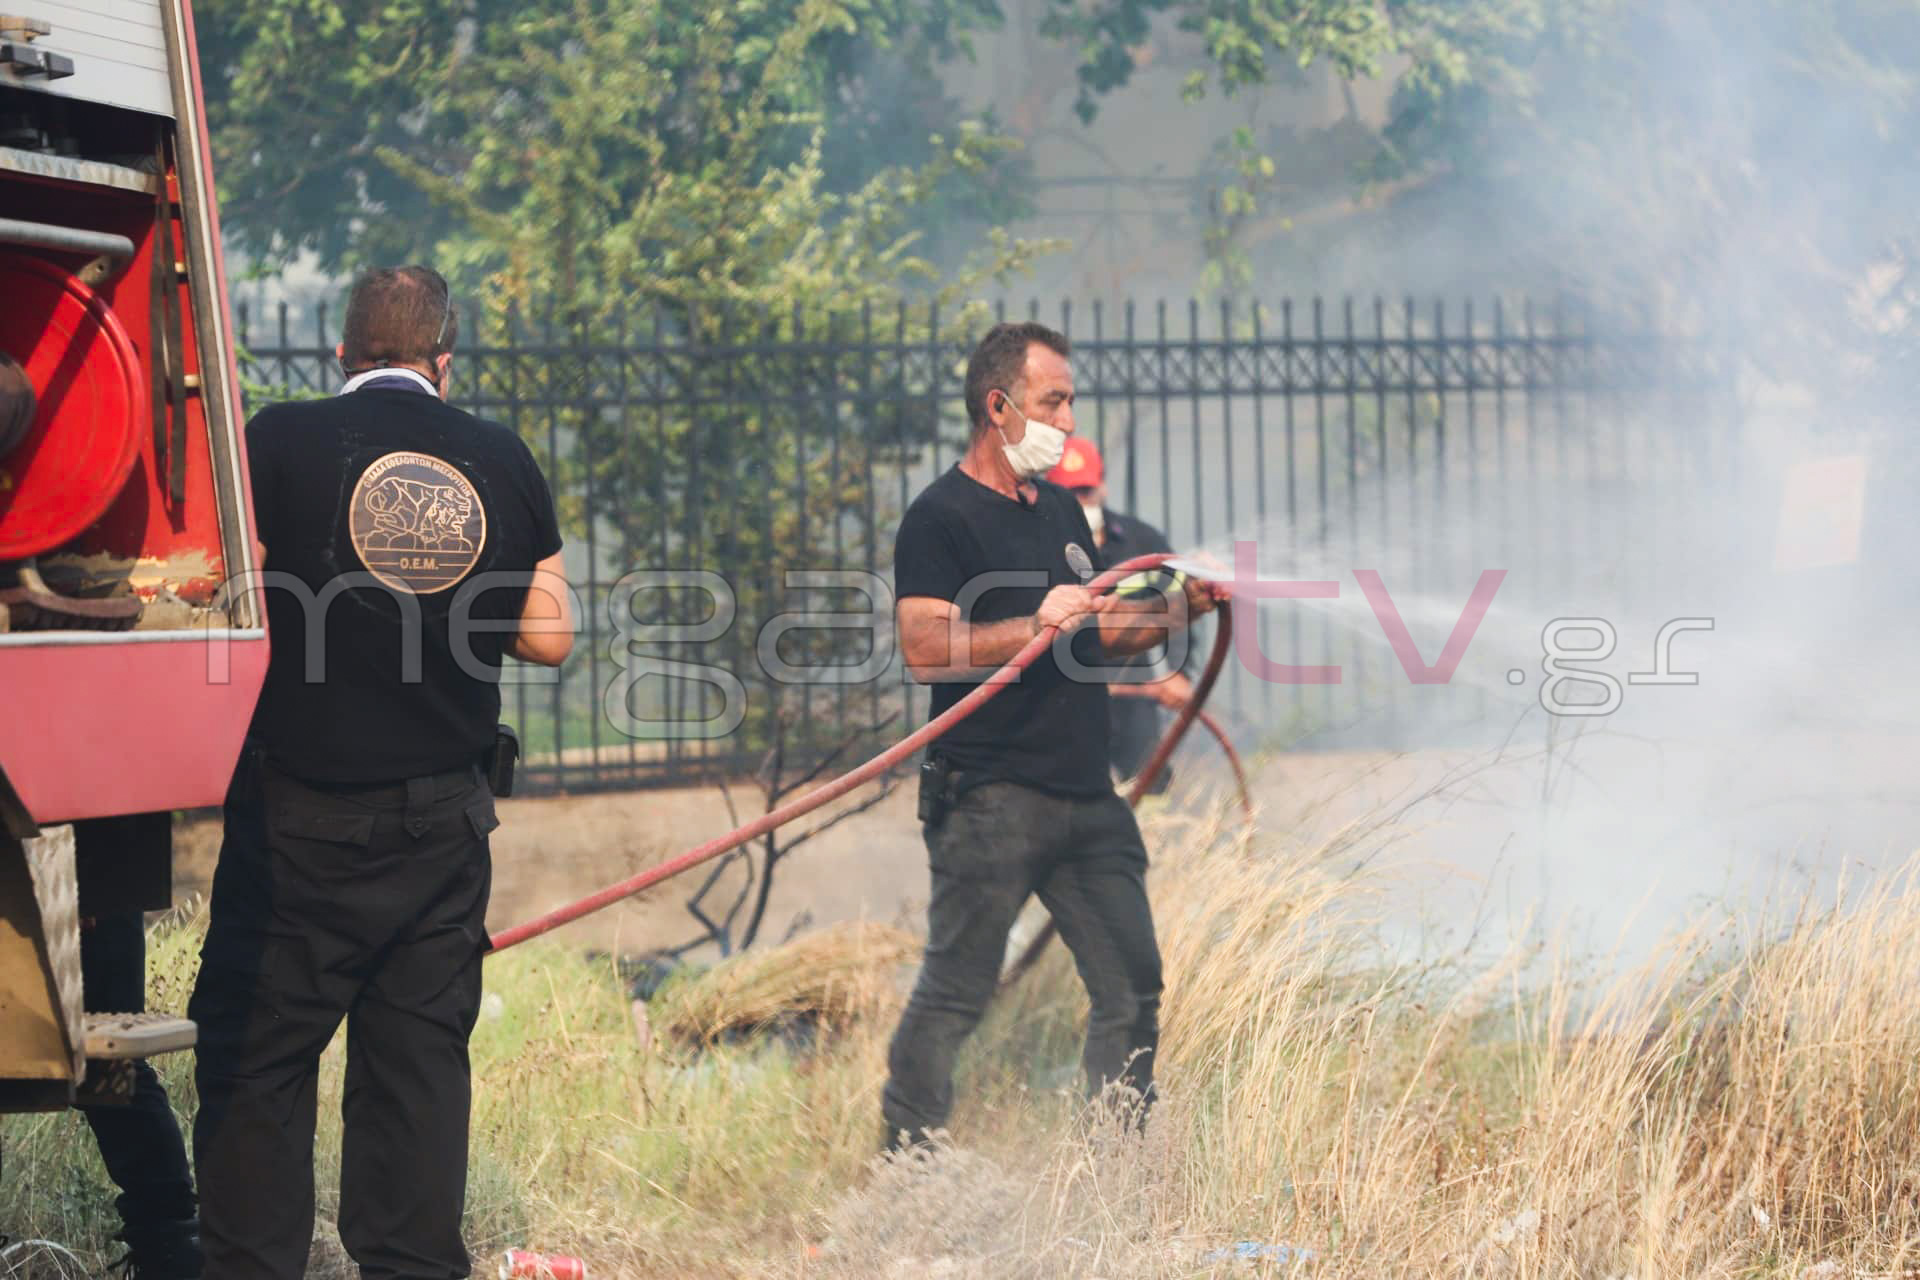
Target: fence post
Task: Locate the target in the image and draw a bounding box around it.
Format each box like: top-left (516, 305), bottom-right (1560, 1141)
top-left (1250, 300), bottom-right (1271, 723)
top-left (1124, 300), bottom-right (1138, 515)
top-left (583, 311), bottom-right (603, 789)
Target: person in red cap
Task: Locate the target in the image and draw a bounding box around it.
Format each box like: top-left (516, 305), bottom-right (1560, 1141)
top-left (1046, 438), bottom-right (1196, 790)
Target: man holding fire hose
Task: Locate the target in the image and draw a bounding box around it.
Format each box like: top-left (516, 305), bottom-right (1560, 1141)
top-left (884, 321), bottom-right (1225, 1148)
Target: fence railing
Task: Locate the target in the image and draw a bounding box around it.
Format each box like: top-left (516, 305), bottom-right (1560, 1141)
top-left (237, 296), bottom-right (1734, 795)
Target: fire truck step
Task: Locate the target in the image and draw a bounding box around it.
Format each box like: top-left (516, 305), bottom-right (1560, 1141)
top-left (83, 1011), bottom-right (195, 1059)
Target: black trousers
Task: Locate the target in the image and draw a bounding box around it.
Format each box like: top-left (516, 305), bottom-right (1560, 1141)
top-left (76, 913), bottom-right (200, 1258)
top-left (882, 782), bottom-right (1161, 1143)
top-left (1109, 696), bottom-right (1172, 793)
top-left (189, 753), bottom-right (497, 1280)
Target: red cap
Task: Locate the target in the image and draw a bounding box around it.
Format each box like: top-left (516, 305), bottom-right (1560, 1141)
top-left (1046, 436), bottom-right (1103, 489)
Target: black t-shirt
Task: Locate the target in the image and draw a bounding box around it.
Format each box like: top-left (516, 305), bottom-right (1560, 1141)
top-left (894, 465), bottom-right (1113, 796)
top-left (246, 382), bottom-right (563, 783)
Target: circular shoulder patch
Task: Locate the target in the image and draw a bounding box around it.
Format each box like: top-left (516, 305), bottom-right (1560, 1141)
top-left (349, 451), bottom-right (488, 594)
top-left (1064, 541), bottom-right (1095, 581)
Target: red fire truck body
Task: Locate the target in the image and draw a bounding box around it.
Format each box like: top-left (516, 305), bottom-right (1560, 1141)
top-left (1, 0), bottom-right (265, 1107)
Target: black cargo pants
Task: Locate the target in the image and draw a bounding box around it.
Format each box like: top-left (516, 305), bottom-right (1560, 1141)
top-left (882, 780), bottom-right (1161, 1144)
top-left (189, 750), bottom-right (497, 1280)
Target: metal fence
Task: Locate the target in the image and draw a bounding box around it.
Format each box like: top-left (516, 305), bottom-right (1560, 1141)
top-left (236, 296), bottom-right (1734, 795)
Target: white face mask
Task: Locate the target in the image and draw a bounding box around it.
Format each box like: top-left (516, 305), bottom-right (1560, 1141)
top-left (992, 391), bottom-right (1068, 479)
top-left (1080, 500), bottom-right (1105, 537)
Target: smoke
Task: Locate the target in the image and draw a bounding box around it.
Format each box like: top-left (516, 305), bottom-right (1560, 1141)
top-left (1046, 0), bottom-right (1920, 962)
top-left (1167, 365), bottom-right (1920, 963)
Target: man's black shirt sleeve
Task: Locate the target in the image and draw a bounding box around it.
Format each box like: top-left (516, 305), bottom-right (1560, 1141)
top-left (894, 501), bottom-right (967, 604)
top-left (516, 438), bottom-right (564, 561)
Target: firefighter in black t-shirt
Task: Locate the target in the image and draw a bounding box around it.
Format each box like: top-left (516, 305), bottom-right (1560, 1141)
top-left (1043, 436), bottom-right (1196, 791)
top-left (188, 267), bottom-right (574, 1280)
top-left (883, 321), bottom-right (1226, 1148)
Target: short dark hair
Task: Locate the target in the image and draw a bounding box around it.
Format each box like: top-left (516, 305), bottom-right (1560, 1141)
top-left (340, 265), bottom-right (459, 369)
top-left (0, 352), bottom-right (35, 456)
top-left (964, 321), bottom-right (1070, 437)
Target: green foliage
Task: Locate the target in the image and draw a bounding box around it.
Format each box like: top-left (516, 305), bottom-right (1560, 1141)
top-left (234, 341), bottom-right (324, 411)
top-left (368, 0), bottom-right (1048, 320)
top-left (198, 0), bottom-right (1022, 280)
top-left (1046, 0), bottom-right (1396, 123)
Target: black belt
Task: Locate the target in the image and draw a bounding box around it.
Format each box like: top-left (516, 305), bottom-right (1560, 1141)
top-left (273, 761), bottom-right (483, 806)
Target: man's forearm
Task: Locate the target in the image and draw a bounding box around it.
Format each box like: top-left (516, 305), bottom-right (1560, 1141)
top-left (506, 632), bottom-right (569, 665)
top-left (963, 614), bottom-right (1045, 668)
top-left (910, 614), bottom-right (1043, 680)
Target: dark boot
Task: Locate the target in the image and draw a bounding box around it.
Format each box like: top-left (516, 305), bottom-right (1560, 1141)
top-left (109, 1216), bottom-right (204, 1279)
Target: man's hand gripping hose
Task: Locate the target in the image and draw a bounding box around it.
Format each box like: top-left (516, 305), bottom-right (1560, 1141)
top-left (487, 552), bottom-right (1247, 955)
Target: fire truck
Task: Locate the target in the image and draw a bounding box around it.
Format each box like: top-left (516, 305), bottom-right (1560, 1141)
top-left (0, 0), bottom-right (264, 1109)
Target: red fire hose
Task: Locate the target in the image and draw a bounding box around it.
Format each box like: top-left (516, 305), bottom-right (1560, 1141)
top-left (1108, 684), bottom-right (1252, 822)
top-left (488, 552), bottom-right (1240, 953)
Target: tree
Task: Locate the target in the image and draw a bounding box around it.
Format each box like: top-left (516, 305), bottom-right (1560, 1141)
top-left (197, 0), bottom-right (1021, 274)
top-left (375, 0), bottom-right (1050, 318)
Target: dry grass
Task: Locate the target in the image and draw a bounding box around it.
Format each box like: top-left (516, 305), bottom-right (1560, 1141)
top-left (8, 795), bottom-right (1920, 1277)
top-left (807, 806), bottom-right (1920, 1279)
top-left (651, 922), bottom-right (920, 1049)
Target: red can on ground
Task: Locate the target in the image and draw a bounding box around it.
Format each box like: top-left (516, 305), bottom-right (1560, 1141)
top-left (499, 1249), bottom-right (589, 1280)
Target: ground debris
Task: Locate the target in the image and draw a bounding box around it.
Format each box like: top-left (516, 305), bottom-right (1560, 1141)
top-left (648, 921), bottom-right (917, 1049)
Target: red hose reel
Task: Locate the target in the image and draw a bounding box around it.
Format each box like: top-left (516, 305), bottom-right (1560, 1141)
top-left (0, 253), bottom-right (146, 560)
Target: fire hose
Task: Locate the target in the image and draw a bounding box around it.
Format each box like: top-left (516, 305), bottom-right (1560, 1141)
top-left (488, 552), bottom-right (1245, 955)
top-left (1107, 685), bottom-right (1251, 824)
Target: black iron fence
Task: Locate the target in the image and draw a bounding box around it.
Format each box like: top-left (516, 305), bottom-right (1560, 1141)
top-left (236, 296), bottom-right (1734, 795)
